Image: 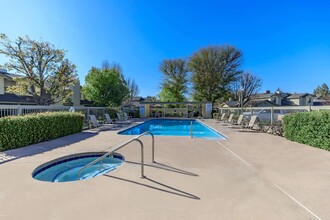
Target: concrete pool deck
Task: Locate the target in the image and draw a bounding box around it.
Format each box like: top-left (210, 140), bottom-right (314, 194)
top-left (0, 119), bottom-right (329, 219)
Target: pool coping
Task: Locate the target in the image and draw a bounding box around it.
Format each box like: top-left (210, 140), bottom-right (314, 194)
top-left (117, 117), bottom-right (228, 140)
top-left (32, 152), bottom-right (125, 179)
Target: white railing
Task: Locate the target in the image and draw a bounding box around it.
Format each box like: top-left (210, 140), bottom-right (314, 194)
top-left (0, 104), bottom-right (112, 127)
top-left (217, 105), bottom-right (330, 124)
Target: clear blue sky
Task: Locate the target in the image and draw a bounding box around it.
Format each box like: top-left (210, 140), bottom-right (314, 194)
top-left (0, 0), bottom-right (329, 97)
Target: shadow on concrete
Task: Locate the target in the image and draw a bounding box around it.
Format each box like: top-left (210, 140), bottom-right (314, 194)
top-left (104, 174), bottom-right (200, 200)
top-left (88, 122), bottom-right (135, 132)
top-left (0, 131), bottom-right (98, 165)
top-left (125, 161), bottom-right (199, 177)
top-left (238, 129), bottom-right (264, 133)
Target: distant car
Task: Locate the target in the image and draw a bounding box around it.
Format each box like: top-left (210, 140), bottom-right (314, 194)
top-left (243, 109), bottom-right (285, 122)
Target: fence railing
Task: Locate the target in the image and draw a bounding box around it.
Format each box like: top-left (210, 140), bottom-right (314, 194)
top-left (0, 105), bottom-right (115, 127)
top-left (217, 105), bottom-right (330, 124)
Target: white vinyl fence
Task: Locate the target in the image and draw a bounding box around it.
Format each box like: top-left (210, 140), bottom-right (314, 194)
top-left (217, 105), bottom-right (330, 123)
top-left (0, 105), bottom-right (115, 127)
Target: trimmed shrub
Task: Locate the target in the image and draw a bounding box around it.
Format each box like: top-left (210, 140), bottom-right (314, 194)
top-left (283, 111), bottom-right (330, 150)
top-left (0, 112), bottom-right (84, 151)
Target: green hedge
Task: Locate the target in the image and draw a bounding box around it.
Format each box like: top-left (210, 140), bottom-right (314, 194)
top-left (0, 112), bottom-right (84, 151)
top-left (283, 111), bottom-right (330, 150)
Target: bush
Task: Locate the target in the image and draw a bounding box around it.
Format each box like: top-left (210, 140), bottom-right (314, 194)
top-left (0, 112), bottom-right (84, 151)
top-left (283, 111), bottom-right (330, 150)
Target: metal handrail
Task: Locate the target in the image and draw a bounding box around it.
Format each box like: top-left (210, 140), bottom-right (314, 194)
top-left (190, 121), bottom-right (193, 138)
top-left (77, 131), bottom-right (155, 179)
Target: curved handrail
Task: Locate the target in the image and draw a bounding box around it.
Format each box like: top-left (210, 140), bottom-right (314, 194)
top-left (77, 131), bottom-right (155, 179)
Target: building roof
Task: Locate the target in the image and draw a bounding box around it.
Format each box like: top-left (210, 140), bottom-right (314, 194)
top-left (141, 101), bottom-right (208, 105)
top-left (253, 92), bottom-right (281, 99)
top-left (248, 100), bottom-right (279, 107)
top-left (222, 101), bottom-right (239, 107)
top-left (131, 96), bottom-right (144, 102)
top-left (279, 92), bottom-right (291, 98)
top-left (0, 69), bottom-right (24, 80)
top-left (281, 99), bottom-right (297, 106)
top-left (0, 93), bottom-right (35, 104)
top-left (287, 93), bottom-right (310, 99)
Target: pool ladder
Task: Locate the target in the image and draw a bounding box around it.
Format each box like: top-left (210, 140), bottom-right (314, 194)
top-left (77, 131), bottom-right (155, 179)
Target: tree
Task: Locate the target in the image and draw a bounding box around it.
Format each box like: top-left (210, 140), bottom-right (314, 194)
top-left (83, 62), bottom-right (129, 107)
top-left (0, 34), bottom-right (78, 105)
top-left (146, 96), bottom-right (157, 102)
top-left (126, 78), bottom-right (140, 105)
top-left (189, 45), bottom-right (243, 103)
top-left (313, 83), bottom-right (329, 98)
top-left (233, 72), bottom-right (262, 106)
top-left (159, 58), bottom-right (188, 102)
top-left (159, 87), bottom-right (175, 102)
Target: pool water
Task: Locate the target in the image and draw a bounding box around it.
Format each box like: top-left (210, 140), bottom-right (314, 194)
top-left (118, 119), bottom-right (226, 140)
top-left (33, 153), bottom-right (124, 182)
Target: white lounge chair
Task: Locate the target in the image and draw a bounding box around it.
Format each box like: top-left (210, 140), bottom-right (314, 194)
top-left (242, 115), bottom-right (259, 131)
top-left (116, 112), bottom-right (129, 124)
top-left (217, 113), bottom-right (226, 122)
top-left (89, 114), bottom-right (113, 130)
top-left (228, 114), bottom-right (244, 129)
top-left (89, 115), bottom-right (101, 129)
top-left (104, 114), bottom-right (114, 124)
top-left (123, 112), bottom-right (132, 120)
top-left (221, 113), bottom-right (234, 125)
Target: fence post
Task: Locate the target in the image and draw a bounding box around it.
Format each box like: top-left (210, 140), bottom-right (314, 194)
top-left (17, 105), bottom-right (22, 116)
top-left (87, 108), bottom-right (90, 127)
top-left (271, 107), bottom-right (274, 125)
top-left (308, 106), bottom-right (312, 112)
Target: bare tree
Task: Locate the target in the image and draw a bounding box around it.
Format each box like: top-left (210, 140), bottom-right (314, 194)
top-left (126, 78), bottom-right (140, 105)
top-left (234, 72), bottom-right (262, 107)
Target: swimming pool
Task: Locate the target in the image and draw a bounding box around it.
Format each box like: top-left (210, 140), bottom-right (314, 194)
top-left (118, 119), bottom-right (226, 140)
top-left (32, 152), bottom-right (124, 182)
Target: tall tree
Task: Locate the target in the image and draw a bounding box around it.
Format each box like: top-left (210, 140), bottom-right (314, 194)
top-left (159, 58), bottom-right (188, 102)
top-left (189, 45), bottom-right (243, 103)
top-left (313, 83), bottom-right (329, 98)
top-left (83, 62), bottom-right (129, 107)
top-left (233, 72), bottom-right (262, 106)
top-left (126, 78), bottom-right (140, 105)
top-left (0, 34), bottom-right (78, 105)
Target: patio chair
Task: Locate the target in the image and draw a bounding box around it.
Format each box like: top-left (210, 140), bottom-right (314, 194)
top-left (89, 115), bottom-right (102, 129)
top-left (116, 112), bottom-right (130, 124)
top-left (217, 113), bottom-right (226, 122)
top-left (123, 112), bottom-right (132, 120)
top-left (229, 114), bottom-right (244, 129)
top-left (104, 113), bottom-right (114, 124)
top-left (89, 114), bottom-right (114, 130)
top-left (263, 115), bottom-right (284, 136)
top-left (220, 113), bottom-right (234, 125)
top-left (239, 115), bottom-right (259, 131)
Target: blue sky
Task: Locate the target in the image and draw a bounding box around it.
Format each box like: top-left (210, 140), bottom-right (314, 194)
top-left (0, 0), bottom-right (329, 97)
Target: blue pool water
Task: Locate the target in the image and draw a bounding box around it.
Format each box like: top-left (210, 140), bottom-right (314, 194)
top-left (33, 153), bottom-right (124, 182)
top-left (119, 119), bottom-right (226, 140)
